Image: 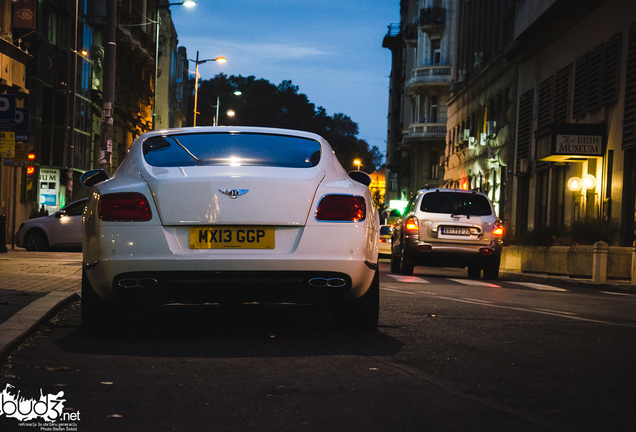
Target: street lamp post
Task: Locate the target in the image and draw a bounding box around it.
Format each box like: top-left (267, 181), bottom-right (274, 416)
top-left (214, 91), bottom-right (241, 126)
top-left (191, 51), bottom-right (226, 126)
top-left (153, 0), bottom-right (196, 130)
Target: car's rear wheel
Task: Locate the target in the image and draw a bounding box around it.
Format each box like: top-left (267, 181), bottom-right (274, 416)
top-left (81, 269), bottom-right (118, 334)
top-left (390, 248), bottom-right (401, 274)
top-left (467, 266), bottom-right (481, 279)
top-left (399, 246), bottom-right (414, 275)
top-left (334, 269), bottom-right (379, 332)
top-left (483, 257), bottom-right (501, 280)
top-left (25, 230), bottom-right (48, 251)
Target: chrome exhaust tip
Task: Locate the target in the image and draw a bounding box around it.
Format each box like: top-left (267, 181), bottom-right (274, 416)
top-left (308, 278), bottom-right (347, 288)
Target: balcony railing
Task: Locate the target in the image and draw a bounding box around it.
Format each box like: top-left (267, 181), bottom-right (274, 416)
top-left (406, 123), bottom-right (447, 141)
top-left (420, 7), bottom-right (446, 29)
top-left (407, 65), bottom-right (452, 90)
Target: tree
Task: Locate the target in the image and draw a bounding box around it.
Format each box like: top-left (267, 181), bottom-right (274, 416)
top-left (189, 74), bottom-right (384, 172)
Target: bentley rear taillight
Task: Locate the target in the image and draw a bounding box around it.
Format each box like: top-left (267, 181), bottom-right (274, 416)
top-left (315, 195), bottom-right (366, 222)
top-left (99, 193), bottom-right (152, 222)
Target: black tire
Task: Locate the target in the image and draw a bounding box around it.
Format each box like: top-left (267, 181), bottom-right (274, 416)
top-left (467, 266), bottom-right (481, 279)
top-left (334, 269), bottom-right (379, 332)
top-left (25, 230), bottom-right (48, 251)
top-left (399, 247), bottom-right (414, 276)
top-left (483, 257), bottom-right (501, 281)
top-left (390, 250), bottom-right (401, 274)
top-left (81, 269), bottom-right (113, 334)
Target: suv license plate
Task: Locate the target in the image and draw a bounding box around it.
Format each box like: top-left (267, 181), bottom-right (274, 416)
top-left (441, 227), bottom-right (471, 236)
top-left (189, 226), bottom-right (275, 249)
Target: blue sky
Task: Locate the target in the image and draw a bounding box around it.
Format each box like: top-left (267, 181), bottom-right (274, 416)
top-left (170, 0), bottom-right (400, 158)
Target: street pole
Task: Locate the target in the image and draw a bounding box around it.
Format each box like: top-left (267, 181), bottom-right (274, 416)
top-left (215, 94), bottom-right (220, 127)
top-left (153, 7), bottom-right (160, 130)
top-left (66, 0), bottom-right (79, 205)
top-left (100, 0), bottom-right (116, 172)
top-left (193, 51), bottom-right (200, 126)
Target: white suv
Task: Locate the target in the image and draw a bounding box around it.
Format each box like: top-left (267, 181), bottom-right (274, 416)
top-left (391, 188), bottom-right (504, 280)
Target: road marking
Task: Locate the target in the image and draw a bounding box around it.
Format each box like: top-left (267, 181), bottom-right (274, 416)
top-left (382, 287), bottom-right (420, 295)
top-left (462, 298), bottom-right (495, 304)
top-left (447, 278), bottom-right (500, 287)
top-left (382, 290), bottom-right (636, 328)
top-left (386, 275), bottom-right (430, 283)
top-left (601, 291), bottom-right (636, 297)
top-left (510, 282), bottom-right (567, 292)
top-left (533, 308), bottom-right (577, 315)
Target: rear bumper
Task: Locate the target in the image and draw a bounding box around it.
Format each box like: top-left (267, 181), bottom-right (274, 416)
top-left (109, 270), bottom-right (354, 305)
top-left (403, 238), bottom-right (502, 268)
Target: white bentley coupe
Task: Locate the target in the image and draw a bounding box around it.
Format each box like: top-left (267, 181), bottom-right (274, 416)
top-left (80, 127), bottom-right (380, 333)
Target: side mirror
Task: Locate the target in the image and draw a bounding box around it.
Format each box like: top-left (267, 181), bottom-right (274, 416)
top-left (54, 210), bottom-right (67, 218)
top-left (80, 169), bottom-right (110, 188)
top-left (347, 170), bottom-right (372, 187)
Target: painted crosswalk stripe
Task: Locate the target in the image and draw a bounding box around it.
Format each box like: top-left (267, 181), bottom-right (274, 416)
top-left (447, 278), bottom-right (500, 287)
top-left (510, 282), bottom-right (567, 292)
top-left (386, 275), bottom-right (430, 283)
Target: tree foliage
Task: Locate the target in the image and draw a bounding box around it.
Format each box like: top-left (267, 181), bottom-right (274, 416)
top-left (189, 74), bottom-right (383, 173)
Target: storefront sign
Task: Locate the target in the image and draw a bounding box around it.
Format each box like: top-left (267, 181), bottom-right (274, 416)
top-left (555, 135), bottom-right (603, 156)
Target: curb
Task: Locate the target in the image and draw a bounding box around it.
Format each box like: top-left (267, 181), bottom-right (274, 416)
top-left (0, 290), bottom-right (81, 360)
top-left (500, 270), bottom-right (636, 294)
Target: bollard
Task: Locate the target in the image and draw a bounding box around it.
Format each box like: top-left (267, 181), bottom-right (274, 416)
top-left (0, 214), bottom-right (7, 253)
top-left (593, 241), bottom-right (608, 284)
top-left (632, 241), bottom-right (636, 286)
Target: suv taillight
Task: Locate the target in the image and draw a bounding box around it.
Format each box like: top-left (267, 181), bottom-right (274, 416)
top-left (315, 195), bottom-right (366, 222)
top-left (492, 220), bottom-right (504, 237)
top-left (99, 193), bottom-right (152, 221)
top-left (404, 217), bottom-right (419, 233)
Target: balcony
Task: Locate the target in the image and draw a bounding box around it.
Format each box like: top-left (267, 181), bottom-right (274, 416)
top-left (407, 65), bottom-right (451, 91)
top-left (404, 123), bottom-right (447, 144)
top-left (419, 7), bottom-right (445, 32)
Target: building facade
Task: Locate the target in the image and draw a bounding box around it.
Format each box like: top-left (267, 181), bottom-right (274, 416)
top-left (383, 0), bottom-right (455, 207)
top-left (384, 0), bottom-right (636, 246)
top-left (1, 0), bottom-right (189, 247)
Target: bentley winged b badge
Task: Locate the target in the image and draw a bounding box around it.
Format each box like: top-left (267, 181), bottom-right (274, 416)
top-left (219, 189), bottom-right (249, 199)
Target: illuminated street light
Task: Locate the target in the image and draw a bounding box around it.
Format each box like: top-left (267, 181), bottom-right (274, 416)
top-left (214, 90), bottom-right (242, 126)
top-left (153, 0), bottom-right (196, 130)
top-left (191, 51), bottom-right (227, 126)
top-left (354, 159), bottom-right (361, 171)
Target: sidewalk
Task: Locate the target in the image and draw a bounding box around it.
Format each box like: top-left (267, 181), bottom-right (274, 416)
top-left (0, 246), bottom-right (82, 358)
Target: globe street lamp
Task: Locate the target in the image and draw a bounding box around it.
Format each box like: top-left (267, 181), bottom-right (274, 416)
top-left (153, 0), bottom-right (196, 130)
top-left (191, 51), bottom-right (227, 126)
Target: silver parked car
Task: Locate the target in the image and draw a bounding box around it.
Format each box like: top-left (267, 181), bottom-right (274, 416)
top-left (16, 198), bottom-right (88, 251)
top-left (391, 188), bottom-right (504, 279)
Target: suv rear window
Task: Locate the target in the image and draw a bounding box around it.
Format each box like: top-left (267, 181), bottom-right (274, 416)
top-left (420, 192), bottom-right (492, 216)
top-left (143, 133), bottom-right (321, 168)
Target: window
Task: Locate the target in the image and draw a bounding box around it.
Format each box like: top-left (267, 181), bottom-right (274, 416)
top-left (537, 77), bottom-right (554, 128)
top-left (553, 65), bottom-right (571, 123)
top-left (431, 39), bottom-right (441, 65)
top-left (431, 150), bottom-right (439, 179)
top-left (430, 96), bottom-right (438, 123)
top-left (143, 133), bottom-right (322, 168)
top-left (517, 89), bottom-right (534, 174)
top-left (420, 192), bottom-right (492, 216)
top-left (603, 33), bottom-right (622, 106)
top-left (573, 53), bottom-right (589, 118)
top-left (623, 23), bottom-right (636, 149)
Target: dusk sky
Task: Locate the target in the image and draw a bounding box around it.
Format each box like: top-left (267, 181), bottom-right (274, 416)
top-left (170, 0), bottom-right (400, 160)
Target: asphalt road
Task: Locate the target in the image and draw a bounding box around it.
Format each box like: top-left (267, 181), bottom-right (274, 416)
top-left (1, 262), bottom-right (635, 432)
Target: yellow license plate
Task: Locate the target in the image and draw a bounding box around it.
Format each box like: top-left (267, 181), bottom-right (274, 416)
top-left (189, 226), bottom-right (275, 249)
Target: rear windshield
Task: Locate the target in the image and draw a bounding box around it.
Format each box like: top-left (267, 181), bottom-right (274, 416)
top-left (142, 133), bottom-right (321, 168)
top-left (380, 226), bottom-right (393, 235)
top-left (420, 192), bottom-right (492, 216)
